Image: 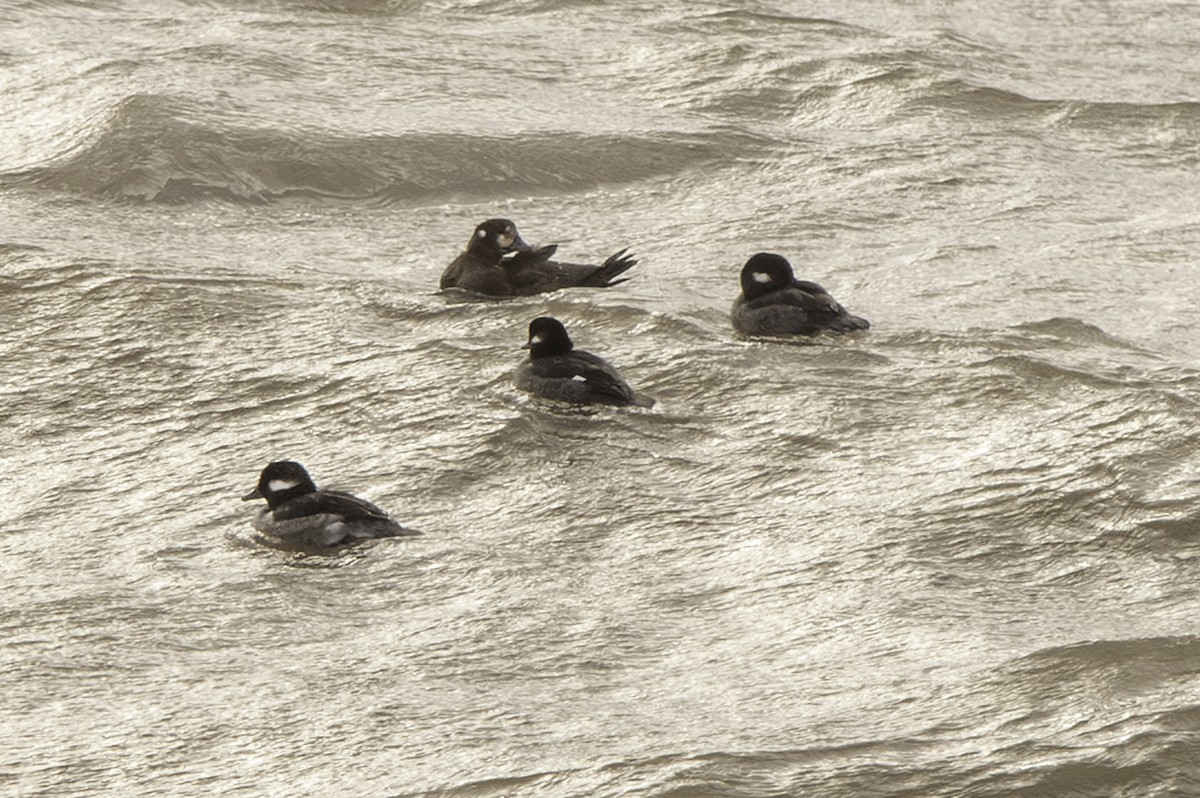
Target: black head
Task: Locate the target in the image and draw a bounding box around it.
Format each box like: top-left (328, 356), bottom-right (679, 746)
top-left (740, 252), bottom-right (796, 299)
top-left (243, 460), bottom-right (318, 509)
top-left (523, 316), bottom-right (574, 359)
top-left (467, 218), bottom-right (532, 256)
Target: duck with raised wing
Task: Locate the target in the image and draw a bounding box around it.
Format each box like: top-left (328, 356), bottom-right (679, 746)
top-left (440, 218), bottom-right (637, 296)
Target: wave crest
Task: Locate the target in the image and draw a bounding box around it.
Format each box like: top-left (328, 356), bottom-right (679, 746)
top-left (6, 94), bottom-right (735, 203)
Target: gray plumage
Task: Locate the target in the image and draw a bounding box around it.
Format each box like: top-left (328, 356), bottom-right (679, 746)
top-left (515, 317), bottom-right (655, 408)
top-left (732, 252), bottom-right (869, 336)
top-left (242, 460), bottom-right (419, 548)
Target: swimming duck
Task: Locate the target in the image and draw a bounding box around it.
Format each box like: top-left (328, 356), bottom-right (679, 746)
top-left (732, 252), bottom-right (869, 336)
top-left (242, 460), bottom-right (419, 547)
top-left (440, 218), bottom-right (637, 296)
top-left (516, 316), bottom-right (655, 408)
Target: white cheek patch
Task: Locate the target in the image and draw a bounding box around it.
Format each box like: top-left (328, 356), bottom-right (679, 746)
top-left (753, 272), bottom-right (773, 284)
top-left (476, 229), bottom-right (487, 239)
top-left (497, 232), bottom-right (515, 247)
top-left (529, 334), bottom-right (543, 345)
top-left (268, 479), bottom-right (300, 492)
top-left (572, 374), bottom-right (587, 383)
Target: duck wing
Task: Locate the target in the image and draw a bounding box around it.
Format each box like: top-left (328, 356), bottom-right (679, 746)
top-left (537, 351), bottom-right (637, 404)
top-left (786, 283), bottom-right (869, 332)
top-left (505, 246), bottom-right (636, 292)
top-left (273, 490), bottom-right (392, 524)
top-left (566, 350), bottom-right (654, 407)
top-left (505, 244), bottom-right (558, 267)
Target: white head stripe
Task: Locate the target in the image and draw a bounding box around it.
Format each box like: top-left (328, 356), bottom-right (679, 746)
top-left (753, 271), bottom-right (772, 283)
top-left (572, 374), bottom-right (587, 382)
top-left (268, 479), bottom-right (300, 492)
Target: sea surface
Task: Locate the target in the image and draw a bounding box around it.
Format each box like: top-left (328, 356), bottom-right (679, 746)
top-left (3, 1), bottom-right (1200, 796)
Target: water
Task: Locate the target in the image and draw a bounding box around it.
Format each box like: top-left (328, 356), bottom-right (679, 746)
top-left (3, 1), bottom-right (1199, 796)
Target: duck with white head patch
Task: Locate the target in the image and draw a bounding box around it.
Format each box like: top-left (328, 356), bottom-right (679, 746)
top-left (732, 252), bottom-right (870, 337)
top-left (242, 460), bottom-right (420, 548)
top-left (439, 218), bottom-right (637, 296)
top-left (516, 316), bottom-right (655, 408)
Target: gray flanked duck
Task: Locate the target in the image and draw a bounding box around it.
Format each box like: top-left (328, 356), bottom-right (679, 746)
top-left (732, 252), bottom-right (870, 336)
top-left (440, 218), bottom-right (637, 296)
top-left (516, 316), bottom-right (655, 408)
top-left (243, 460), bottom-right (420, 547)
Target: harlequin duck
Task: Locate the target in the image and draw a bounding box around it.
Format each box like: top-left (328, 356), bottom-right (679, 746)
top-left (440, 218), bottom-right (637, 296)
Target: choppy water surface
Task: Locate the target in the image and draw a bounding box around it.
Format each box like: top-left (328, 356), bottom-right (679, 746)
top-left (3, 1), bottom-right (1200, 796)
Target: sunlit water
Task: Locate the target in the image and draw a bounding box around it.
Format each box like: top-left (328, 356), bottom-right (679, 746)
top-left (3, 2), bottom-right (1199, 796)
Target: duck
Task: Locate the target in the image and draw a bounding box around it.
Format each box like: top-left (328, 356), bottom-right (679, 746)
top-left (515, 316), bottom-right (655, 408)
top-left (242, 460), bottom-right (419, 547)
top-left (732, 252), bottom-right (870, 336)
top-left (439, 218), bottom-right (637, 296)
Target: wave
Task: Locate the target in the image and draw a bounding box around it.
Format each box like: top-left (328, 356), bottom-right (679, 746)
top-left (626, 11), bottom-right (1200, 156)
top-left (9, 0), bottom-right (418, 13)
top-left (673, 8), bottom-right (871, 36)
top-left (3, 94), bottom-right (752, 204)
top-left (911, 79), bottom-right (1200, 164)
top-left (1018, 636), bottom-right (1200, 673)
top-left (187, 0), bottom-right (607, 14)
top-left (918, 78), bottom-right (1200, 123)
top-left (409, 709), bottom-right (1200, 798)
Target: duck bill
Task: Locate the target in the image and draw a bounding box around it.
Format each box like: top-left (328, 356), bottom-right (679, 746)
top-left (502, 232), bottom-right (533, 254)
top-left (242, 488), bottom-right (263, 501)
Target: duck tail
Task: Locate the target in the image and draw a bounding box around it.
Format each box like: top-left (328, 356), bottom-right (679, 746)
top-left (831, 314), bottom-right (871, 332)
top-left (630, 391), bottom-right (656, 409)
top-left (582, 248), bottom-right (638, 288)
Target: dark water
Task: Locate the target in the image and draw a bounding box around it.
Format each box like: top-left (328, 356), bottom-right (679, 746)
top-left (3, 2), bottom-right (1199, 796)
